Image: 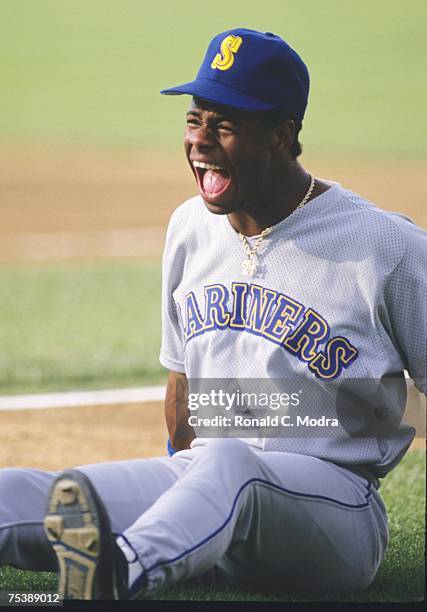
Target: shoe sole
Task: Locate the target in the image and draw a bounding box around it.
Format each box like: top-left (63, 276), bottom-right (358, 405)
top-left (44, 470), bottom-right (114, 600)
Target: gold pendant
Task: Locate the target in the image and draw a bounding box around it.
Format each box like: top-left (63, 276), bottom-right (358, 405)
top-left (241, 257), bottom-right (257, 276)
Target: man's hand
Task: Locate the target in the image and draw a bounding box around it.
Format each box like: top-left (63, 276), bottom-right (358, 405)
top-left (165, 370), bottom-right (195, 451)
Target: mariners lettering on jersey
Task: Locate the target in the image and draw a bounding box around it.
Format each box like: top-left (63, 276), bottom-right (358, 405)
top-left (183, 282), bottom-right (359, 380)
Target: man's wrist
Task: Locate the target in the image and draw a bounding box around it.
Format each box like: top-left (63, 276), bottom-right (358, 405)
top-left (167, 438), bottom-right (177, 456)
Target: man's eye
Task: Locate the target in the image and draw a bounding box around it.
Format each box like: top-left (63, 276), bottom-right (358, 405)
top-left (186, 119), bottom-right (200, 126)
top-left (218, 124), bottom-right (235, 132)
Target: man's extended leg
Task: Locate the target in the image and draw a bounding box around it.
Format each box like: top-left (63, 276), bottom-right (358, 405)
top-left (45, 439), bottom-right (388, 598)
top-left (0, 456), bottom-right (188, 571)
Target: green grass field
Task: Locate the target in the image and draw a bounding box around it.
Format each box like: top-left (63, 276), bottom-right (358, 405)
top-left (0, 449), bottom-right (424, 602)
top-left (1, 0), bottom-right (426, 158)
top-left (0, 260), bottom-right (163, 394)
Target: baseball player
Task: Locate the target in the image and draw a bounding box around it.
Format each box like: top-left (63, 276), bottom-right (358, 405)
top-left (0, 29), bottom-right (426, 601)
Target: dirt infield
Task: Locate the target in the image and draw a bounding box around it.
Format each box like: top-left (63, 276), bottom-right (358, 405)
top-left (0, 148), bottom-right (426, 262)
top-left (0, 402), bottom-right (166, 470)
top-left (0, 397), bottom-right (423, 470)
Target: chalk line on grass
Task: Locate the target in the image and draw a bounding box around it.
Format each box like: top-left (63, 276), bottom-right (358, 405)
top-left (0, 374), bottom-right (423, 437)
top-left (0, 386), bottom-right (166, 411)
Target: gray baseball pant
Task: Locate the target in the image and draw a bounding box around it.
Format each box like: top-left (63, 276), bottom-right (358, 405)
top-left (0, 439), bottom-right (388, 596)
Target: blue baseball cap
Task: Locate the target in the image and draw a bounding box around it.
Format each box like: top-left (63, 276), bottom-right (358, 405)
top-left (161, 28), bottom-right (310, 122)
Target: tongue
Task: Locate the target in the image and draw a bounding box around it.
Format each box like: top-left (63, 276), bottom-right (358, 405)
top-left (202, 169), bottom-right (230, 194)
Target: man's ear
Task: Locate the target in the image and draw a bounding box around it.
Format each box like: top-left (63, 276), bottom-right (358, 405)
top-left (272, 120), bottom-right (295, 151)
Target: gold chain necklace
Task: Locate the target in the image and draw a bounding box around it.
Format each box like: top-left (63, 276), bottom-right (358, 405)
top-left (238, 175), bottom-right (316, 276)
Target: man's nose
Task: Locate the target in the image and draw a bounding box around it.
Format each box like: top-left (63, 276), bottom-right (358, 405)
top-left (187, 125), bottom-right (216, 151)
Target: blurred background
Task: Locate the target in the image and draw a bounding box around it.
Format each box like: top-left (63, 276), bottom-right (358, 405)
top-left (0, 0), bottom-right (425, 465)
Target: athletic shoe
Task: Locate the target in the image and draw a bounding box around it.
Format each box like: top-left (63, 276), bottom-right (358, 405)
top-left (44, 469), bottom-right (128, 600)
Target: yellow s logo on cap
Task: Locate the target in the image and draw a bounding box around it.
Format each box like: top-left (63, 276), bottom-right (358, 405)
top-left (211, 35), bottom-right (243, 71)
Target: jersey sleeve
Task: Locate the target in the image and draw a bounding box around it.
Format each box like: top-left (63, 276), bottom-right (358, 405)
top-left (384, 219), bottom-right (427, 393)
top-left (159, 214), bottom-right (186, 373)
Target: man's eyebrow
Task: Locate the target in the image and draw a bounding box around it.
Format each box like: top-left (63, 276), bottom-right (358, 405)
top-left (186, 109), bottom-right (238, 123)
top-left (215, 114), bottom-right (238, 123)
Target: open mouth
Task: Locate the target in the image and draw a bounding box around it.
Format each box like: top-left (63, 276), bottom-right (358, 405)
top-left (192, 160), bottom-right (232, 201)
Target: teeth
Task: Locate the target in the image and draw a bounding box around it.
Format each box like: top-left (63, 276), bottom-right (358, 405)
top-left (193, 161), bottom-right (224, 171)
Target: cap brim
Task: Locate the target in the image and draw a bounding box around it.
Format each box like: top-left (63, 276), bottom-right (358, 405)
top-left (160, 78), bottom-right (276, 112)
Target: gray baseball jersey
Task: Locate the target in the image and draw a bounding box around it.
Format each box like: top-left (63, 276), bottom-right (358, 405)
top-left (160, 182), bottom-right (427, 477)
top-left (1, 182), bottom-right (422, 596)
